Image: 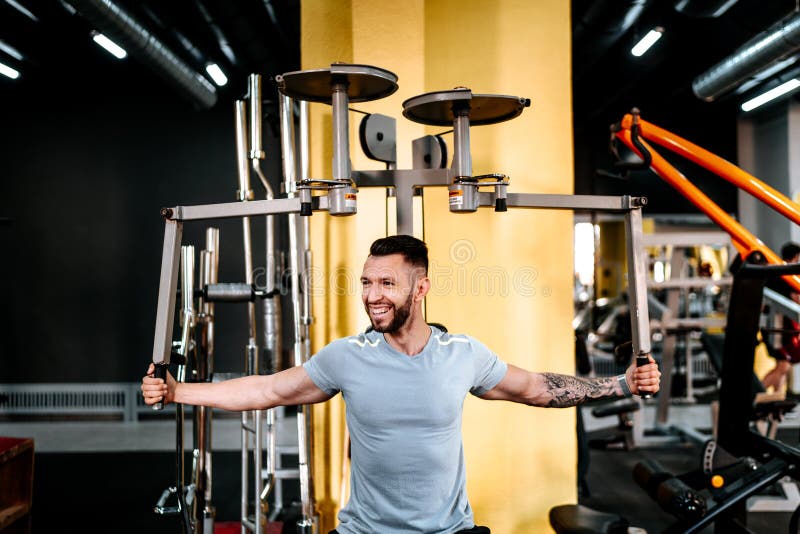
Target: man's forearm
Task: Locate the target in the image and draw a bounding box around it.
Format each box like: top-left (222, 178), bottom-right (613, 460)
top-left (537, 373), bottom-right (624, 407)
top-left (174, 374), bottom-right (272, 411)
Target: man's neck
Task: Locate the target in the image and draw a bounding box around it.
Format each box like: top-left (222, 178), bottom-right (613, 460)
top-left (383, 317), bottom-right (432, 356)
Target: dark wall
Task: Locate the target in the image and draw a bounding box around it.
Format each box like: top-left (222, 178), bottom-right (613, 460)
top-left (0, 28), bottom-right (283, 382)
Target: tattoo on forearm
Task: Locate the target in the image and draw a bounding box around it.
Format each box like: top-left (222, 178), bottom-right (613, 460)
top-left (539, 373), bottom-right (619, 407)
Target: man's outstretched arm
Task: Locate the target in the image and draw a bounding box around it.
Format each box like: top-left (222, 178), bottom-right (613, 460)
top-left (480, 356), bottom-right (660, 407)
top-left (141, 363), bottom-right (332, 411)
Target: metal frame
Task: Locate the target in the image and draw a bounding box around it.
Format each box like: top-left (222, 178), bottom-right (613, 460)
top-left (151, 200), bottom-right (303, 367)
top-left (351, 178), bottom-right (653, 362)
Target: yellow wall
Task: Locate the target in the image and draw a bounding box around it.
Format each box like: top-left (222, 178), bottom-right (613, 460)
top-left (302, 1), bottom-right (574, 532)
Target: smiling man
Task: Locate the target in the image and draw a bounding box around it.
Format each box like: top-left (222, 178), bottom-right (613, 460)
top-left (142, 234), bottom-right (660, 534)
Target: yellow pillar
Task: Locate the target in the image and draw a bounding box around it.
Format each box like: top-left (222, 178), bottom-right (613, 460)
top-left (302, 1), bottom-right (574, 532)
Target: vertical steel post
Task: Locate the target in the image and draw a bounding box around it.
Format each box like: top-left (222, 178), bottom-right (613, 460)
top-left (195, 227), bottom-right (219, 533)
top-left (285, 93), bottom-right (315, 534)
top-left (452, 110), bottom-right (472, 179)
top-left (235, 99), bottom-right (263, 534)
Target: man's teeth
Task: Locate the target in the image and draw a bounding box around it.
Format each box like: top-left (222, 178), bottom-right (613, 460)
top-left (371, 306), bottom-right (390, 316)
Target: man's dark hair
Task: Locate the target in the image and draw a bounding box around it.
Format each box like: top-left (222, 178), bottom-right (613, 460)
top-left (782, 242), bottom-right (800, 262)
top-left (369, 235), bottom-right (428, 273)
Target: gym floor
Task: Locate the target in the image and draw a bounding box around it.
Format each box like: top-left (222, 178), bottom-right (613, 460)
top-left (579, 403), bottom-right (800, 533)
top-left (6, 403), bottom-right (799, 533)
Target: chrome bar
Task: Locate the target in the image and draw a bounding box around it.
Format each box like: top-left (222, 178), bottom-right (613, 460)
top-left (478, 192), bottom-right (641, 212)
top-left (331, 82), bottom-right (350, 181)
top-left (236, 98), bottom-right (262, 534)
top-left (241, 410), bottom-right (249, 534)
top-left (452, 111), bottom-right (472, 179)
top-left (250, 74), bottom-right (275, 296)
top-left (195, 227), bottom-right (218, 533)
top-left (248, 75), bottom-right (266, 161)
top-left (235, 100), bottom-right (253, 202)
top-left (283, 85), bottom-right (315, 529)
top-left (179, 245), bottom-right (195, 382)
top-left (299, 101), bottom-right (309, 187)
top-left (289, 179), bottom-right (314, 530)
top-left (177, 245), bottom-right (195, 534)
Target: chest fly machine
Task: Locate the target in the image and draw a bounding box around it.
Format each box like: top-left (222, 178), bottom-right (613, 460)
top-left (149, 63), bottom-right (656, 534)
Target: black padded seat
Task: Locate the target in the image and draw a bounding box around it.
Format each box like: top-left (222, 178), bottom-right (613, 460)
top-left (549, 504), bottom-right (629, 534)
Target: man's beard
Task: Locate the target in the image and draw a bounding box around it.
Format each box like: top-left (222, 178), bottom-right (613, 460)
top-left (370, 293), bottom-right (413, 333)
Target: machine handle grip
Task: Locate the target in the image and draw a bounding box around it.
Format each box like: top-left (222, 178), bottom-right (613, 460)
top-left (152, 363), bottom-right (167, 411)
top-left (614, 341), bottom-right (653, 399)
top-left (636, 355), bottom-right (653, 399)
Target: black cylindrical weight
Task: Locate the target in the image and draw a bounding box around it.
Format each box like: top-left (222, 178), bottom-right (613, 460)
top-left (656, 478), bottom-right (707, 522)
top-left (203, 283), bottom-right (255, 302)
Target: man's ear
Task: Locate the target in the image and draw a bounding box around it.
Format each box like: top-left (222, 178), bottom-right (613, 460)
top-left (416, 276), bottom-right (431, 301)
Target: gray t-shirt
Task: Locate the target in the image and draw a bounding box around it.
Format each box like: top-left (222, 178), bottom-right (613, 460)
top-left (303, 326), bottom-right (508, 534)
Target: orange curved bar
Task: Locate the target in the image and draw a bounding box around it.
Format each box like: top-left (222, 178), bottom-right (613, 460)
top-left (622, 115), bottom-right (800, 226)
top-left (615, 120), bottom-right (800, 293)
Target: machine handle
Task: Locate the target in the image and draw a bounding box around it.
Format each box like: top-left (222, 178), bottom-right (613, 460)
top-left (636, 354), bottom-right (653, 400)
top-left (615, 341), bottom-right (653, 399)
top-left (152, 363), bottom-right (167, 411)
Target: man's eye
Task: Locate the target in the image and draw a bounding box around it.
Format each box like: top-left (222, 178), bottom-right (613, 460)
top-left (383, 281), bottom-right (393, 286)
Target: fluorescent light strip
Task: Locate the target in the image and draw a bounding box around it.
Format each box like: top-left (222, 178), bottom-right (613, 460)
top-left (205, 63), bottom-right (228, 86)
top-left (711, 0), bottom-right (739, 17)
top-left (92, 33), bottom-right (127, 59)
top-left (4, 0), bottom-right (38, 22)
top-left (0, 61), bottom-right (20, 79)
top-left (0, 39), bottom-right (23, 61)
top-left (631, 28), bottom-right (663, 57)
top-left (741, 79), bottom-right (800, 112)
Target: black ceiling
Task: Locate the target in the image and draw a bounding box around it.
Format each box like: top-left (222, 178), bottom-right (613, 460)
top-left (3, 1), bottom-right (796, 121)
top-left (0, 0), bottom-right (299, 108)
top-left (572, 0), bottom-right (800, 212)
top-left (2, 0), bottom-right (799, 213)
top-left (572, 0), bottom-right (800, 130)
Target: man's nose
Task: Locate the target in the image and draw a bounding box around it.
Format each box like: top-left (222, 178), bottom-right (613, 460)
top-left (364, 284), bottom-right (382, 302)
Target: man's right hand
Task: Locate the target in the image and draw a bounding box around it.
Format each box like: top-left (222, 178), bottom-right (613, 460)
top-left (141, 363), bottom-right (176, 406)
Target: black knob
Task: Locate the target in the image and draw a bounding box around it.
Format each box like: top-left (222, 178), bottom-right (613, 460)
top-left (495, 198), bottom-right (507, 212)
top-left (300, 202), bottom-right (312, 216)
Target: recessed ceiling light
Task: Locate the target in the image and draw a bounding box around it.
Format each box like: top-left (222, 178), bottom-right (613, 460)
top-left (92, 32), bottom-right (127, 60)
top-left (0, 39), bottom-right (23, 61)
top-left (741, 78), bottom-right (800, 112)
top-left (4, 0), bottom-right (37, 22)
top-left (205, 63), bottom-right (228, 87)
top-left (631, 28), bottom-right (664, 57)
top-left (0, 61), bottom-right (20, 79)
